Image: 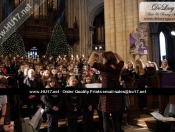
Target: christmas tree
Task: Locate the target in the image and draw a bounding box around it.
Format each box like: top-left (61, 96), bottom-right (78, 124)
top-left (1, 30), bottom-right (26, 57)
top-left (46, 22), bottom-right (73, 58)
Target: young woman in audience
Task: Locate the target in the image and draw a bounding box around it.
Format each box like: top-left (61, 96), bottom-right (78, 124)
top-left (56, 71), bottom-right (64, 88)
top-left (159, 59), bottom-right (172, 71)
top-left (126, 61), bottom-right (135, 76)
top-left (135, 59), bottom-right (148, 112)
top-left (45, 77), bottom-right (61, 88)
top-left (41, 70), bottom-right (51, 88)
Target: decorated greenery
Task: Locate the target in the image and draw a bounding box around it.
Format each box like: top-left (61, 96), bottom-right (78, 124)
top-left (46, 22), bottom-right (73, 58)
top-left (0, 30), bottom-right (26, 56)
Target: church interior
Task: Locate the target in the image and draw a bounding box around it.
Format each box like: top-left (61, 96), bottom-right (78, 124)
top-left (0, 0), bottom-right (175, 132)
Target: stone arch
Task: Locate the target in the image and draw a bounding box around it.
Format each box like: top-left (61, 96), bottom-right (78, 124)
top-left (89, 3), bottom-right (104, 26)
top-left (150, 22), bottom-right (175, 70)
top-left (87, 2), bottom-right (104, 57)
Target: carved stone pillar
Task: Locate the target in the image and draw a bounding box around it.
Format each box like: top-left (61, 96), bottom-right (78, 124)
top-left (149, 22), bottom-right (159, 66)
top-left (150, 32), bottom-right (160, 66)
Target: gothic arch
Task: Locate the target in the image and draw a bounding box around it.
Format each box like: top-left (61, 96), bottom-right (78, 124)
top-left (150, 22), bottom-right (175, 70)
top-left (89, 3), bottom-right (104, 26)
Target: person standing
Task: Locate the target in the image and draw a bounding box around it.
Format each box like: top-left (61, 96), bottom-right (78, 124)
top-left (88, 51), bottom-right (124, 132)
top-left (23, 69), bottom-right (40, 119)
top-left (42, 94), bottom-right (63, 132)
top-left (65, 77), bottom-right (82, 132)
top-left (135, 59), bottom-right (148, 112)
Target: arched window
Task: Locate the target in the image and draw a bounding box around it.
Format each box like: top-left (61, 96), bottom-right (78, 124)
top-left (27, 47), bottom-right (38, 59)
top-left (159, 32), bottom-right (166, 61)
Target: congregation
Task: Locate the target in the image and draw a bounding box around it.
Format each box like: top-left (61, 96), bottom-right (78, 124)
top-left (0, 53), bottom-right (173, 132)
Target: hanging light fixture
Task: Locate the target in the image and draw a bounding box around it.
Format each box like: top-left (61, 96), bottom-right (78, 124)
top-left (171, 31), bottom-right (175, 36)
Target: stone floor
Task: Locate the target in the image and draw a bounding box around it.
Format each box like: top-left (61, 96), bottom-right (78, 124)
top-left (122, 125), bottom-right (153, 132)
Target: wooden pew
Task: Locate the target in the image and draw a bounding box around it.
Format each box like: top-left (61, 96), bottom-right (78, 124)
top-left (157, 71), bottom-right (175, 114)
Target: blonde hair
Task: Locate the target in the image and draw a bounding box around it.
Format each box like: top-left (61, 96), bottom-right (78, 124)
top-left (161, 59), bottom-right (169, 68)
top-left (67, 76), bottom-right (78, 86)
top-left (135, 59), bottom-right (145, 75)
top-left (28, 69), bottom-right (35, 79)
top-left (127, 61), bottom-right (135, 69)
top-left (42, 70), bottom-right (51, 81)
top-left (151, 62), bottom-right (158, 71)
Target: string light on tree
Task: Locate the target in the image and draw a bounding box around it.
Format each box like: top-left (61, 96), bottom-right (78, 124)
top-left (46, 22), bottom-right (73, 58)
top-left (0, 30), bottom-right (26, 57)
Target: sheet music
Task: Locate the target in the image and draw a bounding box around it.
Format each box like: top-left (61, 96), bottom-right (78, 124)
top-left (85, 83), bottom-right (102, 88)
top-left (24, 117), bottom-right (34, 132)
top-left (29, 107), bottom-right (44, 129)
top-left (150, 112), bottom-right (175, 121)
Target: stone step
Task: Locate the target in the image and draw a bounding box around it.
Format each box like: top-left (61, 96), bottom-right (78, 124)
top-left (132, 115), bottom-right (156, 129)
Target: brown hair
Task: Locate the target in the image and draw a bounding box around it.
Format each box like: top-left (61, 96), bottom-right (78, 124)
top-left (102, 51), bottom-right (118, 68)
top-left (47, 77), bottom-right (56, 84)
top-left (47, 77), bottom-right (61, 88)
top-left (127, 61), bottom-right (135, 70)
top-left (0, 75), bottom-right (8, 87)
top-left (151, 62), bottom-right (158, 71)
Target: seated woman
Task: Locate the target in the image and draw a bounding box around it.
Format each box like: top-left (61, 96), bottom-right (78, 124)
top-left (159, 59), bottom-right (172, 71)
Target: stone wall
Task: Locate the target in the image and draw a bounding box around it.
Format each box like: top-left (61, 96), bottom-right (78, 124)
top-left (65, 0), bottom-right (151, 63)
top-left (104, 0), bottom-right (149, 63)
top-left (65, 0), bottom-right (104, 57)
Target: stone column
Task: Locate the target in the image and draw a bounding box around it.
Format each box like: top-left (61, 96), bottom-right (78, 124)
top-left (78, 0), bottom-right (87, 56)
top-left (104, 0), bottom-right (111, 51)
top-left (110, 0), bottom-right (116, 52)
top-left (150, 32), bottom-right (160, 66)
top-left (124, 0), bottom-right (133, 62)
top-left (65, 0), bottom-right (73, 27)
top-left (104, 0), bottom-right (141, 62)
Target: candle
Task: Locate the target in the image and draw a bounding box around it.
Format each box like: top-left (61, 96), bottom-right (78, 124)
top-left (50, 0), bottom-right (52, 8)
top-left (34, 4), bottom-right (39, 21)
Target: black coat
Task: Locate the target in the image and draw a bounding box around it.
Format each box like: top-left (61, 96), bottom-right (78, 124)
top-left (64, 94), bottom-right (82, 118)
top-left (23, 77), bottom-right (40, 88)
top-left (0, 125), bottom-right (5, 132)
top-left (83, 95), bottom-right (99, 109)
top-left (42, 95), bottom-right (63, 114)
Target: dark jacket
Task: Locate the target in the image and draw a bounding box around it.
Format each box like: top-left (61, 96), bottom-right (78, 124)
top-left (42, 95), bottom-right (63, 113)
top-left (135, 68), bottom-right (148, 88)
top-left (23, 77), bottom-right (40, 88)
top-left (0, 125), bottom-right (5, 132)
top-left (83, 95), bottom-right (99, 109)
top-left (64, 94), bottom-right (82, 118)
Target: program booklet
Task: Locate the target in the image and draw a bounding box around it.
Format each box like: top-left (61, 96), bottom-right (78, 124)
top-left (150, 112), bottom-right (175, 122)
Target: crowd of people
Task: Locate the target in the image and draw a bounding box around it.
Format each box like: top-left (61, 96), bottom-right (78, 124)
top-left (0, 52), bottom-right (173, 132)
